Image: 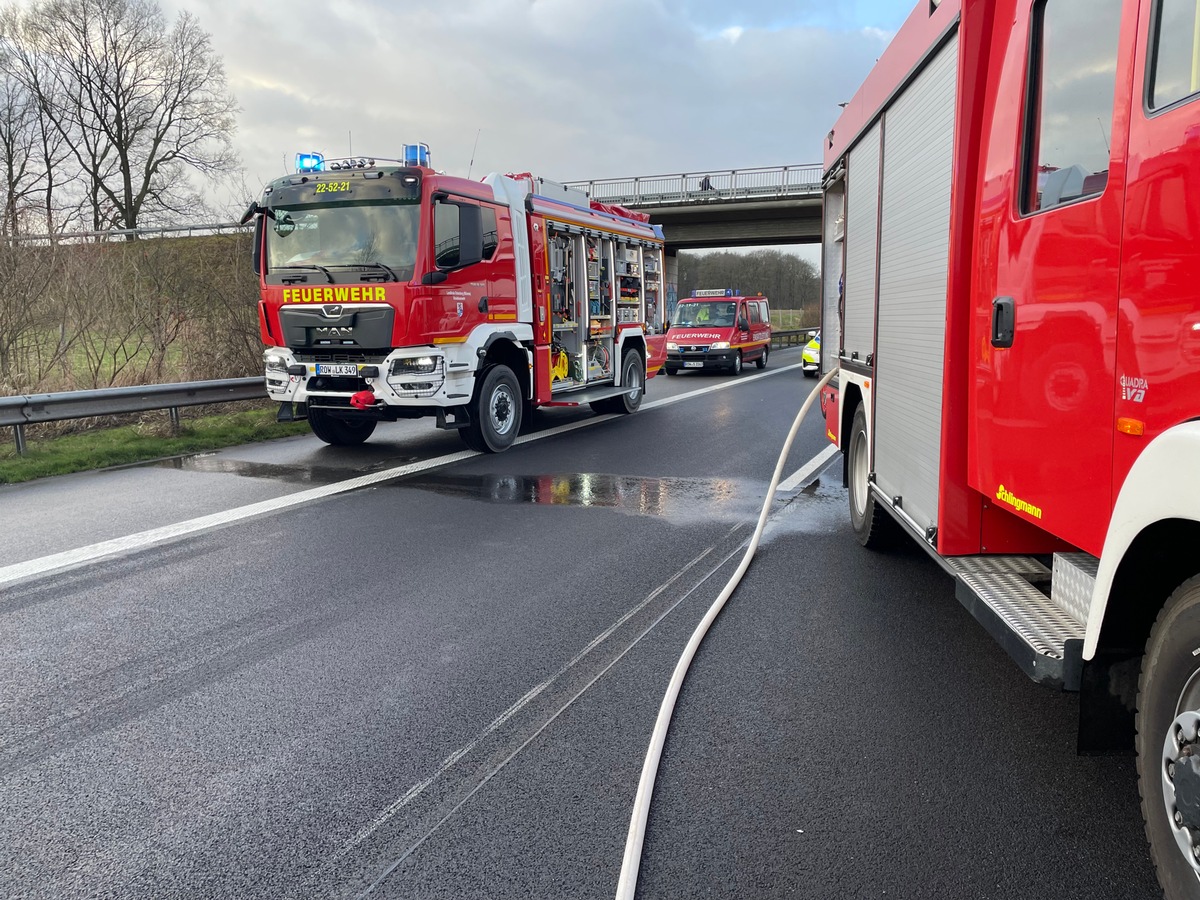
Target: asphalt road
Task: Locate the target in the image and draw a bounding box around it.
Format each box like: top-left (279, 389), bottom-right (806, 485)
top-left (0, 349), bottom-right (1162, 899)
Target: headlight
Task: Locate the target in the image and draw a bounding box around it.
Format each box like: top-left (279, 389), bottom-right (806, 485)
top-left (665, 341), bottom-right (678, 351)
top-left (391, 355), bottom-right (438, 375)
top-left (709, 341), bottom-right (730, 350)
top-left (264, 351), bottom-right (288, 373)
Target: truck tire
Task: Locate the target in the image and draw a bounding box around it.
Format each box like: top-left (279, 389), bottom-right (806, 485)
top-left (731, 351), bottom-right (742, 375)
top-left (591, 349), bottom-right (644, 415)
top-left (1137, 575), bottom-right (1200, 898)
top-left (308, 408), bottom-right (376, 446)
top-left (847, 403), bottom-right (893, 548)
top-left (462, 364), bottom-right (522, 453)
top-left (756, 346), bottom-right (769, 369)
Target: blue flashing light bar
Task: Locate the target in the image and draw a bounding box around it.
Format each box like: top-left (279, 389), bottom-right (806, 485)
top-left (402, 143), bottom-right (431, 167)
top-left (295, 152), bottom-right (325, 173)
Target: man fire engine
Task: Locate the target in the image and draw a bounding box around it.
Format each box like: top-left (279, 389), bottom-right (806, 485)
top-left (819, 1), bottom-right (1200, 895)
top-left (242, 144), bottom-right (666, 453)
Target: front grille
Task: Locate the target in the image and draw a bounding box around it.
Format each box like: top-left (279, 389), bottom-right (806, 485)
top-left (307, 376), bottom-right (368, 392)
top-left (294, 351), bottom-right (388, 364)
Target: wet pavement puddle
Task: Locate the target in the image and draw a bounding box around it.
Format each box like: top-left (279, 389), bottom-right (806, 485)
top-left (147, 452), bottom-right (420, 485)
top-left (398, 470), bottom-right (849, 532)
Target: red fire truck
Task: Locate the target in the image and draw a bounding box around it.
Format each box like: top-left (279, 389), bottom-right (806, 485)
top-left (819, 1), bottom-right (1200, 893)
top-left (242, 145), bottom-right (666, 453)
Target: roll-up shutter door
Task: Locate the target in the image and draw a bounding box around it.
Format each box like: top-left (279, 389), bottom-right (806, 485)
top-left (842, 122), bottom-right (881, 361)
top-left (872, 32), bottom-right (959, 536)
top-left (821, 182), bottom-right (844, 373)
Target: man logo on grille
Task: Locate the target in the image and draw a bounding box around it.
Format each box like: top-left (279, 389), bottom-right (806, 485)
top-left (322, 305), bottom-right (343, 318)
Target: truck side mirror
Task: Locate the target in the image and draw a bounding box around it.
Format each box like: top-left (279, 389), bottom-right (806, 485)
top-left (738, 316), bottom-right (749, 331)
top-left (456, 204), bottom-right (484, 268)
top-left (251, 217), bottom-right (263, 276)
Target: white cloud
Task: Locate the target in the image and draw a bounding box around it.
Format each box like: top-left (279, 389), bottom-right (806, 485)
top-left (156, 0), bottom-right (893, 230)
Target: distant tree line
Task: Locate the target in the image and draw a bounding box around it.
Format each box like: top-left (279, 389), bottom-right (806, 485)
top-left (677, 248), bottom-right (819, 323)
top-left (0, 0), bottom-right (238, 236)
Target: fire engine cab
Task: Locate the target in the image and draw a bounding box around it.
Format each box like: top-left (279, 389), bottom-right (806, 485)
top-left (662, 290), bottom-right (771, 375)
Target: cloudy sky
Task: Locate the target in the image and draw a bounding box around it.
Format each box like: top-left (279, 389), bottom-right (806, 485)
top-left (156, 0), bottom-right (908, 256)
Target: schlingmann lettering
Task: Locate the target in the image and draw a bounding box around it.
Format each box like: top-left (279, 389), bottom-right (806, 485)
top-left (996, 484), bottom-right (1043, 520)
top-left (281, 286), bottom-right (387, 304)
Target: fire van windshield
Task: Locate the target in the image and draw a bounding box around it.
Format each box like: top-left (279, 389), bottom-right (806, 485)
top-left (672, 301), bottom-right (737, 328)
top-left (265, 202), bottom-right (420, 282)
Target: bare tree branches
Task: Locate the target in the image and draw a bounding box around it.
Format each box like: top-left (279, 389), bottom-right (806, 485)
top-left (0, 0), bottom-right (238, 234)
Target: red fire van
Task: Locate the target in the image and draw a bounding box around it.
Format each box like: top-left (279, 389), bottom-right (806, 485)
top-left (662, 290), bottom-right (771, 375)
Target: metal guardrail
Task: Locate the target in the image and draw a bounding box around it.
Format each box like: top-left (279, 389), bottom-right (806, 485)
top-left (2, 334), bottom-right (817, 457)
top-left (4, 220), bottom-right (251, 246)
top-left (565, 164), bottom-right (823, 208)
top-left (772, 328), bottom-right (819, 349)
top-left (1, 377), bottom-right (267, 455)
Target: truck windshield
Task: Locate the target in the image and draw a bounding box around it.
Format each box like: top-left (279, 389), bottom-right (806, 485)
top-left (265, 202), bottom-right (420, 281)
top-left (672, 301), bottom-right (737, 327)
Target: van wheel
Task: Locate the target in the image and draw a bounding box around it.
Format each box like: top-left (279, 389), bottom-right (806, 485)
top-left (462, 364), bottom-right (522, 453)
top-left (731, 351), bottom-right (742, 375)
top-left (308, 408), bottom-right (376, 445)
top-left (1137, 576), bottom-right (1200, 898)
top-left (848, 403), bottom-right (894, 548)
top-left (756, 346), bottom-right (769, 369)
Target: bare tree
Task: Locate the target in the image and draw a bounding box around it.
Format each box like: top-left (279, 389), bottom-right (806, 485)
top-left (12, 0), bottom-right (238, 233)
top-left (0, 8), bottom-right (80, 235)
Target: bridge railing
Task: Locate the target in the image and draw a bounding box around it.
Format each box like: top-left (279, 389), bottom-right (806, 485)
top-left (565, 164), bottom-right (823, 208)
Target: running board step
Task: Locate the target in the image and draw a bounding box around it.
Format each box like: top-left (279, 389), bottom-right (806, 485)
top-left (542, 383), bottom-right (632, 407)
top-left (943, 556), bottom-right (1084, 691)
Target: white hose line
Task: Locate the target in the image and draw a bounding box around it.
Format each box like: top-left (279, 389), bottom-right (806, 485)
top-left (614, 366), bottom-right (839, 900)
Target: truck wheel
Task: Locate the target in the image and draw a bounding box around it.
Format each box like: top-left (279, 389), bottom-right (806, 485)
top-left (756, 346), bottom-right (769, 369)
top-left (463, 364), bottom-right (522, 453)
top-left (663, 366), bottom-right (675, 376)
top-left (308, 408), bottom-right (376, 446)
top-left (592, 350), bottom-right (644, 414)
top-left (847, 403), bottom-right (893, 548)
top-left (1137, 575), bottom-right (1200, 898)
top-left (731, 351), bottom-right (742, 375)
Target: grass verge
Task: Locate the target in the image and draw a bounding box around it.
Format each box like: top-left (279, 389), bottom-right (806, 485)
top-left (0, 408), bottom-right (312, 485)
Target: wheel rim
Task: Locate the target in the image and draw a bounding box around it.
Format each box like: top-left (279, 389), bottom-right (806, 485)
top-left (1162, 673), bottom-right (1200, 875)
top-left (734, 353), bottom-right (741, 374)
top-left (489, 383), bottom-right (517, 435)
top-left (625, 360), bottom-right (642, 401)
top-left (850, 427), bottom-right (869, 519)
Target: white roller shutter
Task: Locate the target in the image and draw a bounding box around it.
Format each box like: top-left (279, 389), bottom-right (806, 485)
top-left (872, 32), bottom-right (959, 536)
top-left (842, 122), bottom-right (881, 361)
top-left (821, 183), bottom-right (844, 373)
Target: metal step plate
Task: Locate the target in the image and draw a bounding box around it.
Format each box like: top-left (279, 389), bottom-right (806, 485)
top-left (542, 383), bottom-right (633, 407)
top-left (1051, 552), bottom-right (1098, 628)
top-left (944, 556), bottom-right (1084, 690)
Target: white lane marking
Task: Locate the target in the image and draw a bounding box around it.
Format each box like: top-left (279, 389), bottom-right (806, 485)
top-left (641, 362), bottom-right (804, 412)
top-left (0, 362), bottom-right (805, 589)
top-left (776, 443), bottom-right (840, 493)
top-left (352, 540), bottom-right (749, 897)
top-left (327, 529), bottom-right (741, 867)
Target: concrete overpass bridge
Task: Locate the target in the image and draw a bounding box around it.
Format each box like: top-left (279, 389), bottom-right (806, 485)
top-left (564, 164), bottom-right (823, 251)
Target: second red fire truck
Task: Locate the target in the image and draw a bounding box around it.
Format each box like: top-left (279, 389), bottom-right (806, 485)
top-left (242, 145), bottom-right (666, 453)
top-left (820, 0), bottom-right (1200, 895)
